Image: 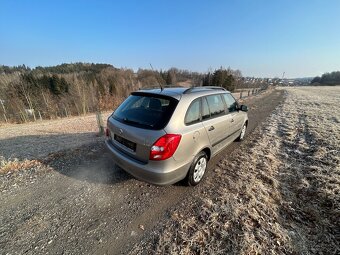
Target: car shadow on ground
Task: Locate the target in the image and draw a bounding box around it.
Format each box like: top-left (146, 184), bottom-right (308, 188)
top-left (0, 132), bottom-right (133, 185)
top-left (47, 144), bottom-right (135, 186)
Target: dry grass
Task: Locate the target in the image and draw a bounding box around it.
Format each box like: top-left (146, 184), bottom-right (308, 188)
top-left (0, 157), bottom-right (44, 174)
top-left (136, 87), bottom-right (340, 254)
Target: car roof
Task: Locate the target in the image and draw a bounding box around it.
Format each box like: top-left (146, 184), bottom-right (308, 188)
top-left (136, 86), bottom-right (230, 100)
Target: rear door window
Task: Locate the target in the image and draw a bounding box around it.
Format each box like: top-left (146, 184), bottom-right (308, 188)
top-left (222, 93), bottom-right (238, 113)
top-left (113, 93), bottom-right (178, 130)
top-left (201, 97), bottom-right (211, 120)
top-left (205, 94), bottom-right (225, 117)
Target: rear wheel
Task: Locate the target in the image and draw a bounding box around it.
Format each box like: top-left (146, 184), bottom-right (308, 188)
top-left (187, 151), bottom-right (208, 186)
top-left (237, 123), bottom-right (247, 141)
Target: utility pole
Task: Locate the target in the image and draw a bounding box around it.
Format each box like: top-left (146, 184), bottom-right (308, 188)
top-left (95, 84), bottom-right (104, 136)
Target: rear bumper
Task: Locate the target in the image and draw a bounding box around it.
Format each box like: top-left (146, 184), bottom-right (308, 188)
top-left (105, 139), bottom-right (191, 185)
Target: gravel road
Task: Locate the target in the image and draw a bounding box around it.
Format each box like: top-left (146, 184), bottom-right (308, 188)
top-left (0, 89), bottom-right (284, 255)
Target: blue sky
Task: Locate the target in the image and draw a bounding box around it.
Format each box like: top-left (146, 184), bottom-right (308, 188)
top-left (1, 0), bottom-right (339, 78)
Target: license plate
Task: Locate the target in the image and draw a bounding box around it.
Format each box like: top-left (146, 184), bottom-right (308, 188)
top-left (114, 134), bottom-right (136, 152)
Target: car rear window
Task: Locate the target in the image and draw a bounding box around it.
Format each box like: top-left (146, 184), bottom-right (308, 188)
top-left (113, 92), bottom-right (178, 130)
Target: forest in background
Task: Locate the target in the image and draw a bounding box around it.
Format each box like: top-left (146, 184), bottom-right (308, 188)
top-left (311, 71), bottom-right (340, 86)
top-left (0, 63), bottom-right (262, 123)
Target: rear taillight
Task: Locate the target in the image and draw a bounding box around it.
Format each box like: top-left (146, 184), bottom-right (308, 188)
top-left (149, 134), bottom-right (182, 161)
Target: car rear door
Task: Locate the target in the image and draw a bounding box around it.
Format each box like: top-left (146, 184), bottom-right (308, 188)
top-left (202, 94), bottom-right (234, 154)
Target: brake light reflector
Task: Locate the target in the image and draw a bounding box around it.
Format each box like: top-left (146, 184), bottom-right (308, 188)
top-left (149, 134), bottom-right (182, 160)
top-left (105, 128), bottom-right (110, 137)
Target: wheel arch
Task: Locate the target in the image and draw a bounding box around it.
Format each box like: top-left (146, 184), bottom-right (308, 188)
top-left (201, 147), bottom-right (211, 161)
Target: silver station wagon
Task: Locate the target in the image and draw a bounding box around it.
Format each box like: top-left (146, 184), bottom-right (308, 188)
top-left (105, 86), bottom-right (248, 186)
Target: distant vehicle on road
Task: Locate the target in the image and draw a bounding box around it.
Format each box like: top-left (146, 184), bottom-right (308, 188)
top-left (105, 86), bottom-right (248, 186)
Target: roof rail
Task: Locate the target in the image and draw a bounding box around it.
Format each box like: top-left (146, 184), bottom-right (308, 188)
top-left (139, 85), bottom-right (183, 90)
top-left (183, 86), bottom-right (226, 94)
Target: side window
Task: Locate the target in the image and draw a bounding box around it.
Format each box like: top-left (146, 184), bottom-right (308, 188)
top-left (202, 97), bottom-right (211, 120)
top-left (206, 94), bottom-right (225, 117)
top-left (185, 99), bottom-right (200, 125)
top-left (222, 94), bottom-right (237, 113)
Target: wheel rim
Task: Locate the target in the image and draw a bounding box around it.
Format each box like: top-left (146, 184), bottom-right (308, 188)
top-left (193, 157), bottom-right (207, 183)
top-left (240, 125), bottom-right (246, 139)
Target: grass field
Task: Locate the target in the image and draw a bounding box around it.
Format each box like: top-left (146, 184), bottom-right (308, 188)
top-left (140, 86), bottom-right (339, 254)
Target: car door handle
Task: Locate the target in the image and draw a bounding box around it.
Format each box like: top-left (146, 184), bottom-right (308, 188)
top-left (231, 119), bottom-right (234, 123)
top-left (208, 126), bottom-right (215, 131)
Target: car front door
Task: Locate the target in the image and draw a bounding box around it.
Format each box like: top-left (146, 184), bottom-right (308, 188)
top-left (222, 93), bottom-right (243, 136)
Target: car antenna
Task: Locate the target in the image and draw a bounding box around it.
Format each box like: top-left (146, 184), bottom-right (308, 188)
top-left (150, 63), bottom-right (164, 91)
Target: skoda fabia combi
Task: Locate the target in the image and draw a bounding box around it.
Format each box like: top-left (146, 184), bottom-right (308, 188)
top-left (105, 86), bottom-right (248, 186)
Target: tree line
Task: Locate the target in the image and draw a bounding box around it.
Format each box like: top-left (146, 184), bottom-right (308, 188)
top-left (0, 63), bottom-right (255, 123)
top-left (311, 71), bottom-right (340, 85)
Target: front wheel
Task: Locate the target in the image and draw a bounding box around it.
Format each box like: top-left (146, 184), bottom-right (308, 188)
top-left (237, 123), bottom-right (247, 141)
top-left (186, 151), bottom-right (208, 186)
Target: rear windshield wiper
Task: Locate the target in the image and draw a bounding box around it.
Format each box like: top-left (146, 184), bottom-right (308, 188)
top-left (123, 117), bottom-right (140, 125)
top-left (123, 118), bottom-right (154, 127)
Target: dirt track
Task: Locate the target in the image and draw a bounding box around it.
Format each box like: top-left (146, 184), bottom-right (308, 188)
top-left (0, 89), bottom-right (284, 254)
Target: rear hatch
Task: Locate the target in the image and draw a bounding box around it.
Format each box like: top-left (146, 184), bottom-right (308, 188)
top-left (107, 92), bottom-right (179, 163)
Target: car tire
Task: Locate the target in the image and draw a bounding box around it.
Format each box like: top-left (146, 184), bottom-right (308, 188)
top-left (236, 123), bottom-right (247, 141)
top-left (186, 151), bottom-right (208, 186)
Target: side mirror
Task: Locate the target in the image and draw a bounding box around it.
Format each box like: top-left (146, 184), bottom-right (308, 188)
top-left (240, 105), bottom-right (248, 112)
